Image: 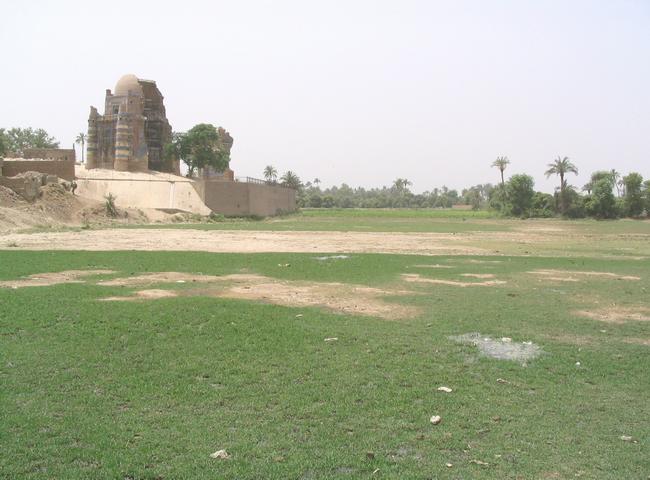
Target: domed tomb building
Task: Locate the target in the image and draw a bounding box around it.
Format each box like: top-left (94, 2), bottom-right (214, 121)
top-left (86, 74), bottom-right (176, 173)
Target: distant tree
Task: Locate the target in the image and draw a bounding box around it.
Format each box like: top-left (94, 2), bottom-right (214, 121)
top-left (164, 124), bottom-right (229, 177)
top-left (622, 172), bottom-right (644, 217)
top-left (264, 165), bottom-right (278, 184)
top-left (392, 178), bottom-right (412, 194)
top-left (281, 171), bottom-right (302, 190)
top-left (545, 156), bottom-right (578, 214)
top-left (0, 127), bottom-right (59, 155)
top-left (643, 180), bottom-right (650, 217)
top-left (505, 174), bottom-right (535, 217)
top-left (491, 156), bottom-right (510, 186)
top-left (464, 187), bottom-right (482, 210)
top-left (0, 130), bottom-right (6, 156)
top-left (313, 178), bottom-right (321, 187)
top-left (308, 194), bottom-right (323, 208)
top-left (75, 132), bottom-right (86, 163)
top-left (590, 170), bottom-right (615, 188)
top-left (585, 178), bottom-right (618, 219)
top-left (530, 192), bottom-right (556, 218)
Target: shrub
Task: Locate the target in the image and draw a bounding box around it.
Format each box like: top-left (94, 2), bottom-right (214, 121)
top-left (530, 192), bottom-right (555, 217)
top-left (104, 193), bottom-right (118, 218)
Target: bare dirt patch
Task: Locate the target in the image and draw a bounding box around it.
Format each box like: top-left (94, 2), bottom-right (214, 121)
top-left (574, 307), bottom-right (650, 324)
top-left (98, 271), bottom-right (237, 287)
top-left (622, 338), bottom-right (650, 347)
top-left (460, 259), bottom-right (503, 264)
top-left (402, 273), bottom-right (506, 287)
top-left (529, 269), bottom-right (640, 282)
top-left (103, 289), bottom-right (178, 301)
top-left (98, 272), bottom-right (417, 320)
top-left (450, 333), bottom-right (542, 364)
top-left (410, 264), bottom-right (453, 269)
top-left (0, 269), bottom-right (115, 288)
top-left (460, 273), bottom-right (495, 279)
top-left (0, 230), bottom-right (487, 255)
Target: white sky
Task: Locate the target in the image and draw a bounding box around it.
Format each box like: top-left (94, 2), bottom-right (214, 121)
top-left (1, 0), bottom-right (649, 193)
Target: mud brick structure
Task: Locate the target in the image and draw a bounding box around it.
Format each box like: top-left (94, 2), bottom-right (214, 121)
top-left (1, 149), bottom-right (76, 181)
top-left (86, 74), bottom-right (176, 173)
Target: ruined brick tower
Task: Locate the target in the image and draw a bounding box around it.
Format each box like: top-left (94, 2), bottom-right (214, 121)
top-left (86, 74), bottom-right (177, 173)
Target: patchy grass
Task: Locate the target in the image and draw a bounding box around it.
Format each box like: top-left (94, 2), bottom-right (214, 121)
top-left (126, 208), bottom-right (511, 233)
top-left (1, 250), bottom-right (648, 479)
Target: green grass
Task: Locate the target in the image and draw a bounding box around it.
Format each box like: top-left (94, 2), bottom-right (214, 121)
top-left (120, 208), bottom-right (512, 233)
top-left (1, 251), bottom-right (648, 479)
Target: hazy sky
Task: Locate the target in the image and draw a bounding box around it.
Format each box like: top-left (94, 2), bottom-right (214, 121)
top-left (2, 0), bottom-right (649, 192)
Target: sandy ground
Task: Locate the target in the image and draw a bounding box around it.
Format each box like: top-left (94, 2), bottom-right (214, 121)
top-left (1, 227), bottom-right (649, 258)
top-left (0, 229), bottom-right (489, 255)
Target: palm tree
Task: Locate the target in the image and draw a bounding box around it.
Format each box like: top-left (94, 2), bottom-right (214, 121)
top-left (313, 178), bottom-right (321, 187)
top-left (392, 178), bottom-right (412, 193)
top-left (263, 165), bottom-right (277, 184)
top-left (545, 156), bottom-right (578, 214)
top-left (75, 132), bottom-right (86, 163)
top-left (491, 156), bottom-right (510, 186)
top-left (280, 171), bottom-right (302, 190)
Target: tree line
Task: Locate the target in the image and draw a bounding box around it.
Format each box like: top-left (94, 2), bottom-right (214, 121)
top-left (2, 126), bottom-right (648, 219)
top-left (263, 156), bottom-right (650, 219)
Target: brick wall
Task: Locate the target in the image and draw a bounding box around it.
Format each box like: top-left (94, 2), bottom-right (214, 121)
top-left (23, 148), bottom-right (76, 162)
top-left (200, 181), bottom-right (296, 217)
top-left (1, 158), bottom-right (75, 181)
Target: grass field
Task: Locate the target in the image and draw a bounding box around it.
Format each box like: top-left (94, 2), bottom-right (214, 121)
top-left (1, 211), bottom-right (649, 479)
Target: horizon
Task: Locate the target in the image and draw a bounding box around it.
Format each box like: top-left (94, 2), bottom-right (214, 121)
top-left (1, 0), bottom-right (649, 194)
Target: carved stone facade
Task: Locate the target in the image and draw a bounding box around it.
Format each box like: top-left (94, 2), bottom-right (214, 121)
top-left (86, 74), bottom-right (176, 173)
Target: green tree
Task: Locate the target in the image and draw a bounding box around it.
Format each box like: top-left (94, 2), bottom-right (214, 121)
top-left (643, 180), bottom-right (650, 217)
top-left (263, 165), bottom-right (278, 183)
top-left (164, 124), bottom-right (229, 177)
top-left (392, 178), bottom-right (412, 194)
top-left (280, 171), bottom-right (302, 190)
top-left (0, 130), bottom-right (6, 156)
top-left (585, 178), bottom-right (618, 219)
top-left (0, 127), bottom-right (59, 155)
top-left (545, 156), bottom-right (578, 214)
top-left (622, 172), bottom-right (644, 217)
top-left (505, 174), bottom-right (535, 217)
top-left (491, 156), bottom-right (510, 186)
top-left (75, 132), bottom-right (86, 163)
top-left (530, 192), bottom-right (556, 217)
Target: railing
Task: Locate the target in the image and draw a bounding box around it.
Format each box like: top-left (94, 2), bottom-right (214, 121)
top-left (233, 176), bottom-right (295, 190)
top-left (235, 176), bottom-right (266, 185)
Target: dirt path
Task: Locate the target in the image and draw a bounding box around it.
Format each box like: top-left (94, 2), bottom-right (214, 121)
top-left (1, 228), bottom-right (649, 257)
top-left (0, 229), bottom-right (487, 255)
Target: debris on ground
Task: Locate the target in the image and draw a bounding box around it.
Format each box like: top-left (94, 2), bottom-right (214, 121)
top-left (324, 337), bottom-right (338, 342)
top-left (437, 386), bottom-right (452, 393)
top-left (430, 415), bottom-right (442, 425)
top-left (210, 449), bottom-right (230, 459)
top-left (450, 333), bottom-right (543, 364)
